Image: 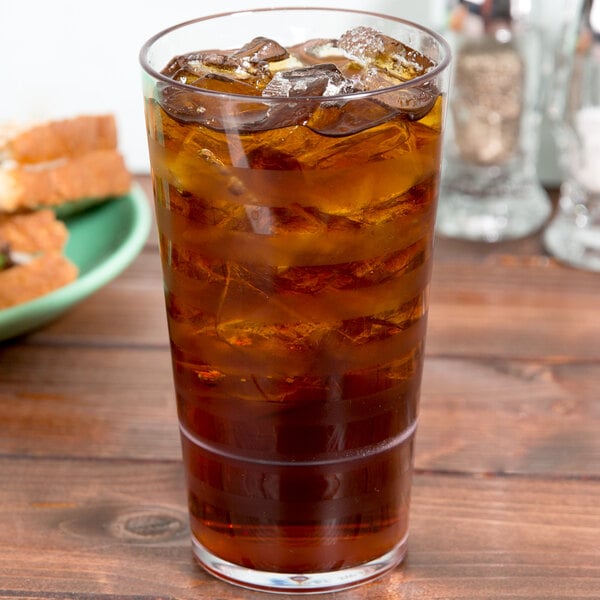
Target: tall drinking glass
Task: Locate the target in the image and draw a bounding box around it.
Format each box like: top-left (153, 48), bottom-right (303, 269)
top-left (140, 8), bottom-right (450, 593)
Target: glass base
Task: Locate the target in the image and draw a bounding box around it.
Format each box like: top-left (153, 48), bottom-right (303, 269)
top-left (543, 214), bottom-right (600, 272)
top-left (437, 176), bottom-right (552, 242)
top-left (191, 533), bottom-right (408, 594)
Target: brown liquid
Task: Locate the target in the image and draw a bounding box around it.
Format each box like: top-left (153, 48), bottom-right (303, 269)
top-left (146, 31), bottom-right (443, 574)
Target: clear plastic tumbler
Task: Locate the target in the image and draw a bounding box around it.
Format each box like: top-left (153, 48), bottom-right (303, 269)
top-left (140, 8), bottom-right (450, 593)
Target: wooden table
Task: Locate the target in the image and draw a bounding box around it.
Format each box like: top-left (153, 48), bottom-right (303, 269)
top-left (1, 176), bottom-right (598, 599)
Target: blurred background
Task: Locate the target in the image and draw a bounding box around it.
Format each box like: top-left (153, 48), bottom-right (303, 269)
top-left (0, 0), bottom-right (434, 173)
top-left (1, 0), bottom-right (570, 183)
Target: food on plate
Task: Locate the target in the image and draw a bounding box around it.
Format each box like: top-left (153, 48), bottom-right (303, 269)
top-left (0, 113), bottom-right (132, 310)
top-left (0, 114), bottom-right (118, 164)
top-left (0, 209), bottom-right (77, 309)
top-left (0, 114), bottom-right (131, 212)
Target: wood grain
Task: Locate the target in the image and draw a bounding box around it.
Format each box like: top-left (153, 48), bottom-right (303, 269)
top-left (428, 254), bottom-right (600, 360)
top-left (0, 458), bottom-right (598, 600)
top-left (1, 347), bottom-right (599, 476)
top-left (0, 177), bottom-right (598, 599)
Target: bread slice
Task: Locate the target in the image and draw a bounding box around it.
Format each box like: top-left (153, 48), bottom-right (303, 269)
top-left (0, 113), bottom-right (133, 311)
top-left (0, 209), bottom-right (78, 309)
top-left (0, 253), bottom-right (78, 309)
top-left (0, 114), bottom-right (118, 164)
top-left (0, 209), bottom-right (69, 253)
top-left (0, 149), bottom-right (131, 212)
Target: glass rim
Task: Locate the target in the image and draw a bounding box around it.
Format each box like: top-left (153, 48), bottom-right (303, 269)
top-left (139, 6), bottom-right (451, 103)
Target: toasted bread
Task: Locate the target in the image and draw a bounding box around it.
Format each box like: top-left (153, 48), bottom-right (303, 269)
top-left (0, 114), bottom-right (118, 164)
top-left (0, 208), bottom-right (69, 253)
top-left (0, 149), bottom-right (131, 212)
top-left (0, 113), bottom-right (131, 312)
top-left (0, 209), bottom-right (78, 309)
top-left (0, 113), bottom-right (132, 213)
top-left (0, 252), bottom-right (78, 309)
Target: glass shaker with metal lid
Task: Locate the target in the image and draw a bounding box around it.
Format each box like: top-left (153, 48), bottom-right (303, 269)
top-left (436, 0), bottom-right (583, 242)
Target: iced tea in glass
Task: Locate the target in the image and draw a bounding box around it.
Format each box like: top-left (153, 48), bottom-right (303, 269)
top-left (140, 8), bottom-right (450, 593)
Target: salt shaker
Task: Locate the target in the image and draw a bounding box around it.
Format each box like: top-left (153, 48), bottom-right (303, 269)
top-left (435, 0), bottom-right (582, 242)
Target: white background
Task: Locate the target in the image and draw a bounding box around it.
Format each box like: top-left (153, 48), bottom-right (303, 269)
top-left (0, 1), bottom-right (435, 173)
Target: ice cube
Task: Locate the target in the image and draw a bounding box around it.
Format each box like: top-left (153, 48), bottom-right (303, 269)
top-left (162, 51), bottom-right (239, 80)
top-left (272, 240), bottom-right (426, 296)
top-left (268, 55), bottom-right (305, 74)
top-left (338, 26), bottom-right (434, 80)
top-left (262, 63), bottom-right (355, 98)
top-left (303, 38), bottom-right (346, 60)
top-left (189, 73), bottom-right (261, 95)
top-left (158, 50), bottom-right (270, 126)
top-left (158, 76), bottom-right (272, 129)
top-left (338, 26), bottom-right (389, 63)
top-left (162, 49), bottom-right (268, 90)
top-left (307, 97), bottom-right (398, 136)
top-left (246, 146), bottom-right (303, 170)
top-left (238, 102), bottom-right (318, 132)
top-left (232, 36), bottom-right (289, 64)
top-left (358, 68), bottom-right (438, 121)
top-left (162, 37), bottom-right (288, 89)
top-left (157, 83), bottom-right (208, 123)
top-left (239, 99), bottom-right (408, 169)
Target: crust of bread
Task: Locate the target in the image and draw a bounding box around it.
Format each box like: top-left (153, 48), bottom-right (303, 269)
top-left (0, 252), bottom-right (78, 309)
top-left (0, 149), bottom-right (131, 212)
top-left (0, 114), bottom-right (118, 164)
top-left (0, 113), bottom-right (131, 312)
top-left (0, 209), bottom-right (69, 253)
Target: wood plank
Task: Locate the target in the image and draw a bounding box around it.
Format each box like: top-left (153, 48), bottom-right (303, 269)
top-left (0, 457), bottom-right (598, 599)
top-left (6, 183), bottom-right (596, 359)
top-left (418, 358), bottom-right (600, 476)
top-left (0, 345), bottom-right (179, 461)
top-left (13, 240), bottom-right (598, 360)
top-left (15, 273), bottom-right (600, 361)
top-left (1, 346), bottom-right (599, 476)
top-left (428, 256), bottom-right (600, 360)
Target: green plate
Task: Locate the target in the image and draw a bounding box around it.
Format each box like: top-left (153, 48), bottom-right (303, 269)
top-left (0, 183), bottom-right (152, 342)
